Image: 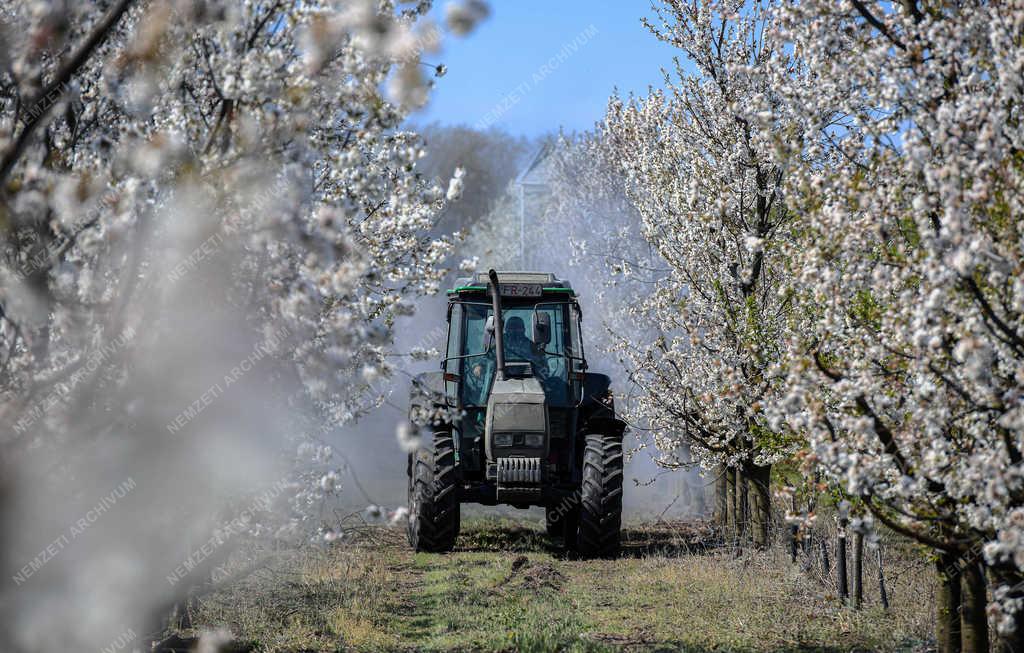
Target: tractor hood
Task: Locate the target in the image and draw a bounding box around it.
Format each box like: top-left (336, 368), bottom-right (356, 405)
top-left (484, 376), bottom-right (548, 460)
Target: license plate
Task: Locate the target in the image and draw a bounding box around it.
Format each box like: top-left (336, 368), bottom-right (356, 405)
top-left (500, 283), bottom-right (542, 297)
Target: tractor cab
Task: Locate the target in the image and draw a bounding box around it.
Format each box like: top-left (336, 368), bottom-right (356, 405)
top-left (446, 272), bottom-right (583, 408)
top-left (407, 270), bottom-right (625, 557)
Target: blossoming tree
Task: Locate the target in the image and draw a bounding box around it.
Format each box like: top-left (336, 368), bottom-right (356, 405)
top-left (0, 0), bottom-right (480, 648)
top-left (598, 0), bottom-right (806, 546)
top-left (770, 1), bottom-right (1024, 649)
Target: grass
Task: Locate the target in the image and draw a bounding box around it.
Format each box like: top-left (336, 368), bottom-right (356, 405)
top-left (173, 517), bottom-right (935, 652)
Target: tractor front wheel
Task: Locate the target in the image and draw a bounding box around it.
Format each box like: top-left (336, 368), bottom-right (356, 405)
top-left (407, 431), bottom-right (460, 552)
top-left (575, 433), bottom-right (623, 558)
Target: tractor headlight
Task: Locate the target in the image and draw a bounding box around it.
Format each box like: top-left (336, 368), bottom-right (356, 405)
top-left (524, 433), bottom-right (545, 448)
top-left (494, 433), bottom-right (513, 447)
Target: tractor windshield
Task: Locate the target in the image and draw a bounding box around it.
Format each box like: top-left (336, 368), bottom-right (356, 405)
top-left (457, 302), bottom-right (576, 407)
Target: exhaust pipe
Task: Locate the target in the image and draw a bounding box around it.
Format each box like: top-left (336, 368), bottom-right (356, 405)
top-left (488, 269), bottom-right (506, 381)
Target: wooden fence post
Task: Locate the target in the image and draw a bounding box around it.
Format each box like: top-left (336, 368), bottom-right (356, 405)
top-left (853, 531), bottom-right (863, 609)
top-left (837, 518), bottom-right (849, 602)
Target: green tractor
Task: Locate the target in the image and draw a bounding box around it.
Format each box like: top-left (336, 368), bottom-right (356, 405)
top-left (407, 269), bottom-right (626, 557)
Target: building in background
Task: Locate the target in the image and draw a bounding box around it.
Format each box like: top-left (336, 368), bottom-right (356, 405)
top-left (514, 142), bottom-right (554, 270)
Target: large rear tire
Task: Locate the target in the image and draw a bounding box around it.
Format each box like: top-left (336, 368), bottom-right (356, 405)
top-left (407, 432), bottom-right (460, 552)
top-left (575, 434), bottom-right (623, 558)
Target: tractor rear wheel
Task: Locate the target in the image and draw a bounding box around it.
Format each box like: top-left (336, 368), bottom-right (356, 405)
top-left (575, 433), bottom-right (623, 558)
top-left (407, 431), bottom-right (460, 552)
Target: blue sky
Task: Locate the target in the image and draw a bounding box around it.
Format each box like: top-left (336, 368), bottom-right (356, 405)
top-left (410, 1), bottom-right (679, 137)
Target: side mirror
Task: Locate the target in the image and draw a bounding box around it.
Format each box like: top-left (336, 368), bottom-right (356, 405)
top-left (533, 312), bottom-right (551, 347)
top-left (483, 315), bottom-right (495, 351)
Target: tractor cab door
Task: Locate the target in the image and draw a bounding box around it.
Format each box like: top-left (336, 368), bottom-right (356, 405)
top-left (564, 301), bottom-right (587, 406)
top-left (443, 302), bottom-right (463, 402)
top-left (526, 302), bottom-right (573, 407)
top-left (458, 303), bottom-right (496, 408)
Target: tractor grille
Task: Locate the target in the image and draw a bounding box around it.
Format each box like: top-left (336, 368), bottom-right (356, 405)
top-left (495, 457), bottom-right (542, 503)
top-left (496, 457), bottom-right (542, 484)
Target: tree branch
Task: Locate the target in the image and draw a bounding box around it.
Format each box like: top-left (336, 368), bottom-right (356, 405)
top-left (963, 276), bottom-right (1024, 356)
top-left (848, 0), bottom-right (906, 51)
top-left (864, 495), bottom-right (964, 553)
top-left (0, 0), bottom-right (135, 187)
top-left (854, 394), bottom-right (911, 475)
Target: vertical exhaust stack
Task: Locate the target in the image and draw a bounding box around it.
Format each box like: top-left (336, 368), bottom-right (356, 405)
top-left (488, 269), bottom-right (506, 381)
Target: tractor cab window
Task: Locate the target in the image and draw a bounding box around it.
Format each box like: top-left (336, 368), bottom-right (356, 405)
top-left (458, 302), bottom-right (572, 407)
top-left (459, 304), bottom-right (494, 407)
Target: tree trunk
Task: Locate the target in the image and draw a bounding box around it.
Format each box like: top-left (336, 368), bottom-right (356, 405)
top-left (715, 466), bottom-right (728, 529)
top-left (876, 546), bottom-right (889, 610)
top-left (937, 554), bottom-right (963, 653)
top-left (960, 561), bottom-right (988, 653)
top-left (802, 531), bottom-right (813, 572)
top-left (725, 466), bottom-right (737, 540)
top-left (820, 538), bottom-right (830, 580)
top-left (853, 531), bottom-right (864, 609)
top-left (747, 462), bottom-right (771, 548)
top-left (692, 475), bottom-right (706, 515)
top-left (737, 466), bottom-right (749, 543)
top-left (680, 479), bottom-right (693, 515)
top-left (837, 519), bottom-right (848, 601)
top-left (790, 494), bottom-right (799, 564)
top-left (804, 472), bottom-right (819, 560)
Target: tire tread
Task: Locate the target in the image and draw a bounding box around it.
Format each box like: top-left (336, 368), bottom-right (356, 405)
top-left (407, 432), bottom-right (460, 552)
top-left (575, 434), bottom-right (623, 558)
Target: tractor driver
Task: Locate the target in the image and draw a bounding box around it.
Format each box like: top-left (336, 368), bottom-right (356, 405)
top-left (502, 316), bottom-right (562, 400)
top-left (464, 315), bottom-right (546, 405)
top-left (502, 316), bottom-right (537, 363)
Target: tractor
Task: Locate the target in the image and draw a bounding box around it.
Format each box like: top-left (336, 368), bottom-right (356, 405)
top-left (406, 269), bottom-right (625, 557)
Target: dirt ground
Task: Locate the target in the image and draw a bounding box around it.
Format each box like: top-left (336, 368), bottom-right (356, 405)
top-left (165, 517), bottom-right (935, 652)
